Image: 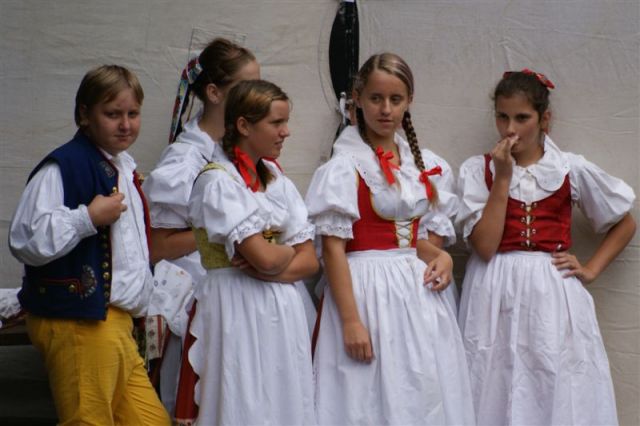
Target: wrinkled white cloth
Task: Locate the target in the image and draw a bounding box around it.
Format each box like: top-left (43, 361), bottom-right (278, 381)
top-left (147, 260), bottom-right (193, 337)
top-left (456, 135), bottom-right (635, 242)
top-left (143, 114), bottom-right (220, 286)
top-left (456, 135), bottom-right (634, 426)
top-left (0, 288), bottom-right (21, 328)
top-left (186, 157), bottom-right (316, 425)
top-left (142, 116), bottom-right (221, 414)
top-left (306, 126), bottom-right (474, 425)
top-left (9, 150), bottom-right (152, 317)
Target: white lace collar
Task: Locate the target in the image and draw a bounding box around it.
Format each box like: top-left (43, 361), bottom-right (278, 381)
top-left (333, 126), bottom-right (424, 194)
top-left (489, 134), bottom-right (570, 192)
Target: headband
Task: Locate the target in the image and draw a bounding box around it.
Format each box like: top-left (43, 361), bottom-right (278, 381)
top-left (503, 68), bottom-right (555, 90)
top-left (169, 57), bottom-right (204, 142)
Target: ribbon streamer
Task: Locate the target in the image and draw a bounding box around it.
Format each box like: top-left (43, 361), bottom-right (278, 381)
top-left (419, 166), bottom-right (442, 201)
top-left (233, 146), bottom-right (259, 192)
top-left (375, 146), bottom-right (399, 185)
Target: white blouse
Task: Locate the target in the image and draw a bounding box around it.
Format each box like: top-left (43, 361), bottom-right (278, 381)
top-left (142, 114), bottom-right (222, 280)
top-left (188, 156), bottom-right (315, 260)
top-left (456, 135), bottom-right (636, 242)
top-left (143, 113), bottom-right (222, 229)
top-left (9, 149), bottom-right (152, 317)
top-left (305, 126), bottom-right (458, 246)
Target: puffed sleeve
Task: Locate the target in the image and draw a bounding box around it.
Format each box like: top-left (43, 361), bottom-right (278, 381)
top-left (305, 155), bottom-right (360, 239)
top-left (142, 143), bottom-right (202, 229)
top-left (567, 153), bottom-right (636, 234)
top-left (455, 155), bottom-right (490, 244)
top-left (9, 162), bottom-right (97, 266)
top-left (417, 149), bottom-right (459, 246)
top-left (279, 174), bottom-right (315, 246)
top-left (188, 168), bottom-right (268, 259)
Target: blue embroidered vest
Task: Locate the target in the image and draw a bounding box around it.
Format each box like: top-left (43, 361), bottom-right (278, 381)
top-left (19, 131), bottom-right (125, 320)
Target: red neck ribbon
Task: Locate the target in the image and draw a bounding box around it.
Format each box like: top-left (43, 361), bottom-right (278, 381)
top-left (233, 146), bottom-right (259, 192)
top-left (375, 146), bottom-right (400, 185)
top-left (419, 166), bottom-right (442, 201)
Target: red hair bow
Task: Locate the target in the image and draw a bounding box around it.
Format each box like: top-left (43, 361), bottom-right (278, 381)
top-left (419, 166), bottom-right (442, 201)
top-left (233, 146), bottom-right (259, 192)
top-left (375, 147), bottom-right (400, 185)
top-left (503, 68), bottom-right (555, 89)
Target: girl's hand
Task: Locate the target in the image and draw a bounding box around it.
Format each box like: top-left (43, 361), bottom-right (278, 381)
top-left (490, 135), bottom-right (518, 180)
top-left (230, 253), bottom-right (250, 269)
top-left (552, 251), bottom-right (597, 284)
top-left (424, 249), bottom-right (453, 291)
top-left (342, 321), bottom-right (374, 363)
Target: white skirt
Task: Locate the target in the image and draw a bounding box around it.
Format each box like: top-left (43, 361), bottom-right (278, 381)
top-left (458, 251), bottom-right (618, 426)
top-left (313, 249), bottom-right (475, 426)
top-left (188, 267), bottom-right (316, 425)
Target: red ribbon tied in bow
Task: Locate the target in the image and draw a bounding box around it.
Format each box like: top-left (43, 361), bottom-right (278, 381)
top-left (419, 166), bottom-right (442, 201)
top-left (375, 146), bottom-right (400, 185)
top-left (233, 146), bottom-right (260, 192)
top-left (503, 68), bottom-right (555, 90)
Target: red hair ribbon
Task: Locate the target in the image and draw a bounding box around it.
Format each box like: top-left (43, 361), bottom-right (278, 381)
top-left (233, 146), bottom-right (259, 192)
top-left (503, 68), bottom-right (555, 89)
top-left (375, 146), bottom-right (399, 185)
top-left (419, 166), bottom-right (442, 201)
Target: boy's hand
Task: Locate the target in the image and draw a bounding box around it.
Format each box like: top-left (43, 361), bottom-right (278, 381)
top-left (88, 193), bottom-right (127, 226)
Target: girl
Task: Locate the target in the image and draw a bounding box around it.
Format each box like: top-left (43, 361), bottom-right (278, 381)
top-left (307, 53), bottom-right (475, 425)
top-left (457, 69), bottom-right (636, 425)
top-left (142, 37), bottom-right (260, 413)
top-left (178, 79), bottom-right (318, 425)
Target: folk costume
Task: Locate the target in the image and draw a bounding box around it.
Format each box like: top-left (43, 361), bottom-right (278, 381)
top-left (9, 131), bottom-right (169, 425)
top-left (457, 135), bottom-right (634, 425)
top-left (174, 153), bottom-right (316, 425)
top-left (307, 125), bottom-right (474, 425)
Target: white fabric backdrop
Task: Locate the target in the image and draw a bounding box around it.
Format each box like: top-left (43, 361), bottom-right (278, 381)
top-left (0, 0), bottom-right (637, 423)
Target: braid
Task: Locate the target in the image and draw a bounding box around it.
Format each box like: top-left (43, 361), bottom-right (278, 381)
top-left (355, 107), bottom-right (372, 148)
top-left (403, 111), bottom-right (438, 203)
top-left (402, 111), bottom-right (425, 171)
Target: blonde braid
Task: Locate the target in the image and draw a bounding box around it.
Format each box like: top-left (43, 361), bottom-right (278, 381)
top-left (403, 111), bottom-right (438, 203)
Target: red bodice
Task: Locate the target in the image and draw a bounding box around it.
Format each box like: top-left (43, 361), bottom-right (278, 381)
top-left (484, 154), bottom-right (572, 252)
top-left (345, 175), bottom-right (420, 253)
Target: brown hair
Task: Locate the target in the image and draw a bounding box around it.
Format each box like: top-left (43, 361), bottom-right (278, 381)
top-left (222, 79), bottom-right (289, 188)
top-left (191, 38), bottom-right (256, 102)
top-left (74, 65), bottom-right (143, 127)
top-left (493, 71), bottom-right (551, 120)
top-left (353, 53), bottom-right (438, 202)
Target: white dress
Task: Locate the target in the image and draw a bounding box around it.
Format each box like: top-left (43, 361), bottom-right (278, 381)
top-left (186, 156), bottom-right (316, 425)
top-left (456, 135), bottom-right (635, 426)
top-left (306, 126), bottom-right (475, 426)
top-left (143, 117), bottom-right (317, 413)
top-left (142, 115), bottom-right (217, 413)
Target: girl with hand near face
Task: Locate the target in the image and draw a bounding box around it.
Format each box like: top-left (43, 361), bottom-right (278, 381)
top-left (457, 70), bottom-right (636, 425)
top-left (306, 53), bottom-right (475, 425)
top-left (176, 80), bottom-right (318, 425)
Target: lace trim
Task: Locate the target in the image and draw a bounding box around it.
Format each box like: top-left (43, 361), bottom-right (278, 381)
top-left (225, 214), bottom-right (267, 258)
top-left (316, 223), bottom-right (353, 239)
top-left (284, 223), bottom-right (315, 246)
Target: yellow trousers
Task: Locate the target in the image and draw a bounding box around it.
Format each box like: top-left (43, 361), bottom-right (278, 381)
top-left (27, 308), bottom-right (171, 426)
